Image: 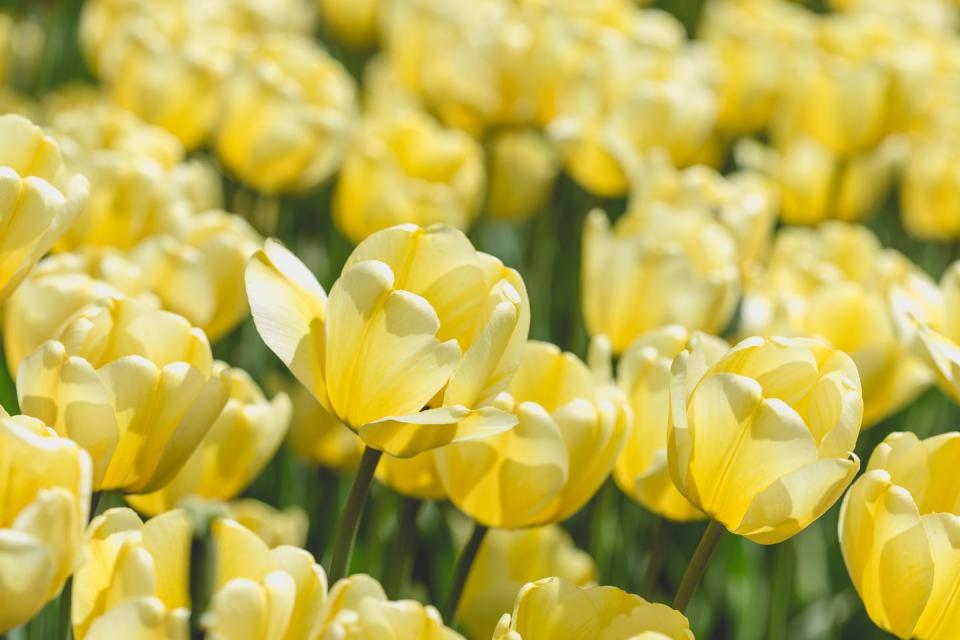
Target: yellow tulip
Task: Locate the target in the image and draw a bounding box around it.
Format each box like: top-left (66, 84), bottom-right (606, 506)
top-left (668, 336), bottom-right (863, 544)
top-left (126, 364), bottom-right (291, 515)
top-left (735, 136), bottom-right (898, 225)
top-left (169, 158), bottom-right (224, 212)
top-left (742, 222), bottom-right (938, 427)
top-left (286, 382), bottom-right (363, 472)
top-left (435, 341), bottom-right (631, 529)
top-left (3, 248), bottom-right (152, 375)
top-left (333, 109), bottom-right (485, 244)
top-left (376, 450), bottom-right (446, 500)
top-left (204, 518), bottom-right (328, 640)
top-left (839, 431), bottom-right (960, 639)
top-left (492, 577), bottom-right (693, 640)
top-left (317, 0), bottom-right (380, 48)
top-left (73, 508), bottom-right (191, 640)
top-left (130, 210), bottom-right (262, 340)
top-left (228, 499), bottom-right (309, 549)
top-left (0, 413), bottom-right (91, 633)
top-left (901, 132), bottom-right (960, 240)
top-left (215, 34), bottom-right (357, 193)
top-left (17, 297), bottom-right (231, 494)
top-left (582, 208), bottom-right (740, 355)
top-left (246, 224), bottom-right (530, 457)
top-left (459, 526), bottom-right (595, 640)
top-left (614, 327), bottom-right (727, 522)
top-left (485, 128), bottom-right (559, 223)
top-left (0, 114), bottom-right (88, 303)
top-left (319, 574), bottom-right (463, 639)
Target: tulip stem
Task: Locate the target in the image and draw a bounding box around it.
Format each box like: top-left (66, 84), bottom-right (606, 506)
top-left (640, 517), bottom-right (670, 597)
top-left (443, 522), bottom-right (488, 624)
top-left (381, 497), bottom-right (422, 598)
top-left (328, 446), bottom-right (383, 583)
top-left (57, 582), bottom-right (72, 640)
top-left (672, 520), bottom-right (725, 613)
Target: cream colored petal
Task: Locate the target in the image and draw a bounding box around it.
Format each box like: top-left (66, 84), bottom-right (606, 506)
top-left (213, 519), bottom-right (274, 587)
top-left (140, 510), bottom-right (192, 610)
top-left (0, 529), bottom-right (57, 633)
top-left (205, 578), bottom-right (267, 640)
top-left (269, 546), bottom-right (328, 640)
top-left (443, 300), bottom-right (519, 408)
top-left (83, 597), bottom-right (174, 640)
top-left (359, 406), bottom-right (517, 458)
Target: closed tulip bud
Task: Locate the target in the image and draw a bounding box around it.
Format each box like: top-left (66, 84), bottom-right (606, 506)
top-left (459, 526), bottom-right (595, 640)
top-left (902, 133), bottom-right (960, 240)
top-left (0, 114), bottom-right (88, 303)
top-left (131, 210), bottom-right (262, 340)
top-left (582, 208), bottom-right (740, 355)
top-left (492, 577), bottom-right (693, 640)
top-left (669, 336), bottom-right (863, 544)
top-left (0, 413), bottom-right (91, 633)
top-left (742, 222), bottom-right (937, 427)
top-left (839, 431), bottom-right (960, 639)
top-left (317, 0), bottom-right (380, 48)
top-left (485, 128), bottom-right (560, 223)
top-left (126, 364), bottom-right (291, 515)
top-left (4, 248), bottom-right (152, 375)
top-left (615, 327), bottom-right (727, 522)
top-left (333, 109), bottom-right (485, 244)
top-left (320, 574), bottom-right (463, 639)
top-left (17, 297), bottom-right (231, 494)
top-left (204, 518), bottom-right (328, 640)
top-left (435, 341), bottom-right (630, 529)
top-left (216, 34), bottom-right (357, 194)
top-left (56, 151), bottom-right (189, 252)
top-left (228, 499), bottom-right (309, 549)
top-left (73, 508), bottom-right (191, 640)
top-left (736, 136), bottom-right (898, 225)
top-left (246, 224), bottom-right (530, 458)
top-left (286, 382), bottom-right (363, 472)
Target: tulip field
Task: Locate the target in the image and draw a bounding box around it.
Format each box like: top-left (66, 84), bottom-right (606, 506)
top-left (3, 0), bottom-right (960, 638)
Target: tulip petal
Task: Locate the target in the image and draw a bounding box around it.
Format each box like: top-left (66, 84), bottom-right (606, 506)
top-left (914, 513), bottom-right (960, 639)
top-left (83, 597), bottom-right (180, 640)
top-left (140, 510), bottom-right (192, 610)
top-left (359, 406), bottom-right (517, 458)
top-left (443, 300), bottom-right (518, 408)
top-left (205, 578), bottom-right (268, 640)
top-left (0, 529), bottom-right (57, 633)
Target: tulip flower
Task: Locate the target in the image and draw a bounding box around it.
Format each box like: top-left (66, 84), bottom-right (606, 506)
top-left (17, 296), bottom-right (231, 494)
top-left (130, 210), bottom-right (262, 340)
top-left (376, 451), bottom-right (446, 501)
top-left (582, 207), bottom-right (740, 355)
top-left (485, 128), bottom-right (560, 223)
top-left (333, 109), bottom-right (485, 244)
top-left (204, 518), bottom-right (328, 639)
top-left (459, 526), bottom-right (595, 640)
top-left (839, 431), bottom-right (960, 639)
top-left (492, 577), bottom-right (693, 640)
top-left (669, 336), bottom-right (863, 544)
top-left (901, 132), bottom-right (960, 240)
top-left (126, 364), bottom-right (291, 515)
top-left (614, 326), bottom-right (726, 522)
top-left (0, 114), bottom-right (88, 303)
top-left (286, 382), bottom-right (363, 472)
top-left (317, 0), bottom-right (380, 48)
top-left (4, 248), bottom-right (152, 375)
top-left (435, 340), bottom-right (631, 530)
top-left (228, 499), bottom-right (309, 549)
top-left (169, 158), bottom-right (225, 212)
top-left (741, 222), bottom-right (938, 427)
top-left (0, 412), bottom-right (91, 633)
top-left (215, 34), bottom-right (357, 193)
top-left (72, 508), bottom-right (191, 639)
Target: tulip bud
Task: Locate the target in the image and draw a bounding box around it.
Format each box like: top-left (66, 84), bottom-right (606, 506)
top-left (72, 508), bottom-right (191, 639)
top-left (204, 518), bottom-right (328, 639)
top-left (459, 526), bottom-right (595, 640)
top-left (615, 327), bottom-right (727, 522)
top-left (130, 210), bottom-right (262, 340)
top-left (17, 297), bottom-right (231, 494)
top-left (485, 128), bottom-right (559, 223)
top-left (317, 0), bottom-right (380, 48)
top-left (0, 413), bottom-right (91, 633)
top-left (668, 336), bottom-right (862, 544)
top-left (3, 248), bottom-right (152, 375)
top-left (0, 114), bottom-right (88, 303)
top-left (840, 431), bottom-right (960, 639)
top-left (435, 341), bottom-right (631, 529)
top-left (126, 364), bottom-right (291, 515)
top-left (582, 208), bottom-right (740, 355)
top-left (492, 577), bottom-right (693, 640)
top-left (333, 109), bottom-right (485, 244)
top-left (246, 224), bottom-right (529, 458)
top-left (215, 34), bottom-right (357, 193)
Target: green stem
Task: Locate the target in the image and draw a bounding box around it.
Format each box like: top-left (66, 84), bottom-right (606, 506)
top-left (639, 517), bottom-right (669, 597)
top-left (767, 541), bottom-right (794, 640)
top-left (328, 446), bottom-right (383, 582)
top-left (381, 497), bottom-right (422, 598)
top-left (57, 582), bottom-right (71, 640)
top-left (672, 520), bottom-right (725, 614)
top-left (188, 532), bottom-right (217, 640)
top-left (442, 522), bottom-right (488, 624)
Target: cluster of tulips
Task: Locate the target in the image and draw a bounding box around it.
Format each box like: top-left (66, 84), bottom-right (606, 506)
top-left (2, 0), bottom-right (960, 638)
